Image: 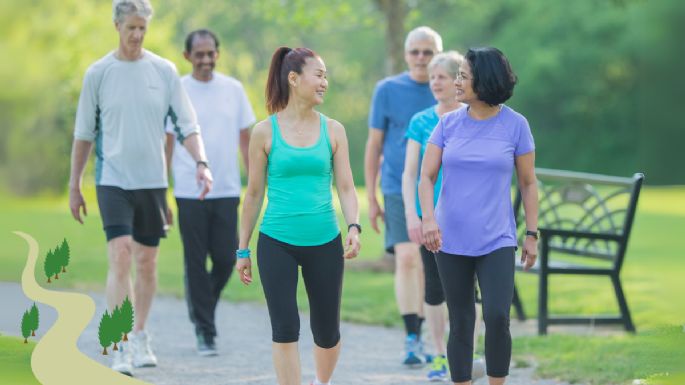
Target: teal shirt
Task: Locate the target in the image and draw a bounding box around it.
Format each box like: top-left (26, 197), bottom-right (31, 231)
top-left (260, 113), bottom-right (339, 246)
top-left (405, 105), bottom-right (443, 217)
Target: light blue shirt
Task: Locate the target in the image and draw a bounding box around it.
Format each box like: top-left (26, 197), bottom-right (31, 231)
top-left (405, 105), bottom-right (442, 217)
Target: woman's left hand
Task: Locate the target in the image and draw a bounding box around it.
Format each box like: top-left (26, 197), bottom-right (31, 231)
top-left (521, 236), bottom-right (538, 271)
top-left (343, 229), bottom-right (361, 259)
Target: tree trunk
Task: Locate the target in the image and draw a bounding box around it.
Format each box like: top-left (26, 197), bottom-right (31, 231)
top-left (62, 266), bottom-right (66, 273)
top-left (24, 338), bottom-right (27, 343)
top-left (123, 333), bottom-right (128, 342)
top-left (47, 277), bottom-right (51, 283)
top-left (102, 347), bottom-right (108, 355)
top-left (113, 342), bottom-right (118, 351)
top-left (54, 273), bottom-right (59, 279)
top-left (374, 0), bottom-right (409, 76)
top-left (31, 330), bottom-right (35, 336)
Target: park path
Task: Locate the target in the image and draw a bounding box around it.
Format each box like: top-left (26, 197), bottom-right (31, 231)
top-left (3, 231), bottom-right (584, 385)
top-left (15, 231), bottom-right (148, 385)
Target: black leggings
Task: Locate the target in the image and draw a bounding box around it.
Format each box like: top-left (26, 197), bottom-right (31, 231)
top-left (435, 247), bottom-right (515, 382)
top-left (420, 245), bottom-right (445, 305)
top-left (257, 232), bottom-right (344, 348)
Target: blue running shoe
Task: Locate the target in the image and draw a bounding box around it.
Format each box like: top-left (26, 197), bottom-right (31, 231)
top-left (402, 334), bottom-right (425, 368)
top-left (427, 354), bottom-right (448, 382)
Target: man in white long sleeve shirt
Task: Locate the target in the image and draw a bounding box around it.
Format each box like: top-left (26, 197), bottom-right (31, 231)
top-left (67, 0), bottom-right (213, 377)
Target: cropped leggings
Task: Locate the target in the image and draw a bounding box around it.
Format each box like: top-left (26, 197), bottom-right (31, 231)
top-left (435, 246), bottom-right (515, 382)
top-left (257, 232), bottom-right (344, 348)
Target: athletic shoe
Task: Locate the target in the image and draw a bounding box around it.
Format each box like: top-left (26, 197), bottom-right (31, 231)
top-left (130, 331), bottom-right (158, 368)
top-left (472, 354), bottom-right (486, 380)
top-left (196, 333), bottom-right (218, 357)
top-left (111, 344), bottom-right (133, 376)
top-left (427, 354), bottom-right (448, 382)
top-left (402, 333), bottom-right (425, 368)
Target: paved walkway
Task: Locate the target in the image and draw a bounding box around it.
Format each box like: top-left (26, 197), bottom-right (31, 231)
top-left (1, 280), bottom-right (583, 385)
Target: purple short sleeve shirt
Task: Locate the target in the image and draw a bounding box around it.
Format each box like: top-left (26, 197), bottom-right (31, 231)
top-left (428, 105), bottom-right (535, 256)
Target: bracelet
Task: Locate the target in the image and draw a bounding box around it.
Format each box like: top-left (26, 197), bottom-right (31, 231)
top-left (196, 160), bottom-right (210, 169)
top-left (347, 223), bottom-right (362, 234)
top-left (236, 248), bottom-right (251, 259)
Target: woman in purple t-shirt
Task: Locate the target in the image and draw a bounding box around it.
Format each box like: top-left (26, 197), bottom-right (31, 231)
top-left (418, 47), bottom-right (539, 385)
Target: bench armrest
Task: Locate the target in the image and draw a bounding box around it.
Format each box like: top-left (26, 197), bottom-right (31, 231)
top-left (537, 228), bottom-right (622, 271)
top-left (539, 228), bottom-right (622, 242)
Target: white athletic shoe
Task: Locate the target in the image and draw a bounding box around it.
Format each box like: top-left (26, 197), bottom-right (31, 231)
top-left (111, 344), bottom-right (133, 376)
top-left (130, 331), bottom-right (158, 368)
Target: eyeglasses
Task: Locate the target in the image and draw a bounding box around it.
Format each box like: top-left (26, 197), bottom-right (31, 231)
top-left (456, 73), bottom-right (472, 82)
top-left (408, 49), bottom-right (435, 57)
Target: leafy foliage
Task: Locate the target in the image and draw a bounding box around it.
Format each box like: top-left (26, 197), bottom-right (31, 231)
top-left (97, 310), bottom-right (112, 355)
top-left (118, 296), bottom-right (134, 341)
top-left (2, 0), bottom-right (684, 195)
top-left (43, 249), bottom-right (57, 283)
top-left (20, 311), bottom-right (31, 343)
top-left (28, 303), bottom-right (39, 336)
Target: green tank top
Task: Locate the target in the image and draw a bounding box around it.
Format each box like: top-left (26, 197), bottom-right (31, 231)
top-left (260, 113), bottom-right (339, 246)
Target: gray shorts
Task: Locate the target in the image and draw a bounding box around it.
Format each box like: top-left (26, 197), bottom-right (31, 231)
top-left (383, 194), bottom-right (410, 253)
top-left (96, 186), bottom-right (168, 246)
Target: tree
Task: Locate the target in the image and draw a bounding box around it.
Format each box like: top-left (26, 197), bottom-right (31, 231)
top-left (55, 238), bottom-right (70, 273)
top-left (98, 310), bottom-right (112, 355)
top-left (43, 249), bottom-right (57, 283)
top-left (119, 297), bottom-right (134, 342)
top-left (21, 310), bottom-right (31, 343)
top-left (110, 305), bottom-right (123, 351)
top-left (28, 303), bottom-right (39, 337)
top-left (374, 0), bottom-right (410, 76)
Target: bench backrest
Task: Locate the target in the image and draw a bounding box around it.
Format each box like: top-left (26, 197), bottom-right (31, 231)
top-left (514, 168), bottom-right (644, 270)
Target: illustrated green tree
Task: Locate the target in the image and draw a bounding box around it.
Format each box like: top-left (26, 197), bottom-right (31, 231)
top-left (119, 296), bottom-right (134, 342)
top-left (43, 248), bottom-right (57, 283)
top-left (21, 310), bottom-right (31, 343)
top-left (110, 305), bottom-right (123, 351)
top-left (98, 310), bottom-right (112, 355)
top-left (55, 238), bottom-right (70, 273)
top-left (28, 303), bottom-right (39, 337)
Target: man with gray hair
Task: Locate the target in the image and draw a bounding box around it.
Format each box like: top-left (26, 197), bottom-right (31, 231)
top-left (364, 25), bottom-right (442, 367)
top-left (69, 0), bottom-right (213, 376)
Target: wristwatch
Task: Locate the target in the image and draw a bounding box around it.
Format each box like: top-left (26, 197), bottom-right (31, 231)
top-left (525, 230), bottom-right (539, 240)
top-left (348, 223), bottom-right (362, 234)
top-left (196, 160), bottom-right (210, 169)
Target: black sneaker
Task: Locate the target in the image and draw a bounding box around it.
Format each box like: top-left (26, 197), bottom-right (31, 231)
top-left (196, 333), bottom-right (218, 357)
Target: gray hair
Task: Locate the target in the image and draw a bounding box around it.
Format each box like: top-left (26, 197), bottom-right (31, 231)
top-left (112, 0), bottom-right (153, 23)
top-left (404, 26), bottom-right (443, 53)
top-left (428, 51), bottom-right (464, 79)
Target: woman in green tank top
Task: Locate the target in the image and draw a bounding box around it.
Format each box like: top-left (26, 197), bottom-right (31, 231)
top-left (236, 47), bottom-right (360, 385)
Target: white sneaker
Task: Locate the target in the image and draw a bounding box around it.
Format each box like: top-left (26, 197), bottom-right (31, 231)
top-left (130, 331), bottom-right (157, 368)
top-left (111, 344), bottom-right (133, 376)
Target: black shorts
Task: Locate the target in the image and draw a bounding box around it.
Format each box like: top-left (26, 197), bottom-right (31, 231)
top-left (96, 186), bottom-right (168, 246)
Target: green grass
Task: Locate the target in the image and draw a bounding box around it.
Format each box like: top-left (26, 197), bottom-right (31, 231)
top-left (0, 335), bottom-right (40, 385)
top-left (1, 186), bottom-right (684, 383)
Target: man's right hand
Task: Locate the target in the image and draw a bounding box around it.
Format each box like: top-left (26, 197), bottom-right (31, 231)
top-left (69, 188), bottom-right (87, 224)
top-left (368, 198), bottom-right (385, 234)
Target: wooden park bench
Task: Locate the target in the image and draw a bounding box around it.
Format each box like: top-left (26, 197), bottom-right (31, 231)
top-left (511, 168), bottom-right (645, 335)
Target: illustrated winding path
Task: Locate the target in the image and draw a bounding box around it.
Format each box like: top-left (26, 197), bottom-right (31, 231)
top-left (16, 231), bottom-right (149, 385)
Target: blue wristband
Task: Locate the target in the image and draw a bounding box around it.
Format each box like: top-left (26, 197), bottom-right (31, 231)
top-left (236, 248), bottom-right (251, 259)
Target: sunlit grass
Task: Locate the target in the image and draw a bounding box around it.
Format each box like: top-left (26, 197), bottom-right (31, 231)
top-left (1, 186), bottom-right (684, 383)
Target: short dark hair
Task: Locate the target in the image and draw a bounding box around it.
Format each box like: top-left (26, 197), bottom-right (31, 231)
top-left (466, 47), bottom-right (517, 106)
top-left (265, 46), bottom-right (318, 114)
top-left (184, 29), bottom-right (220, 53)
